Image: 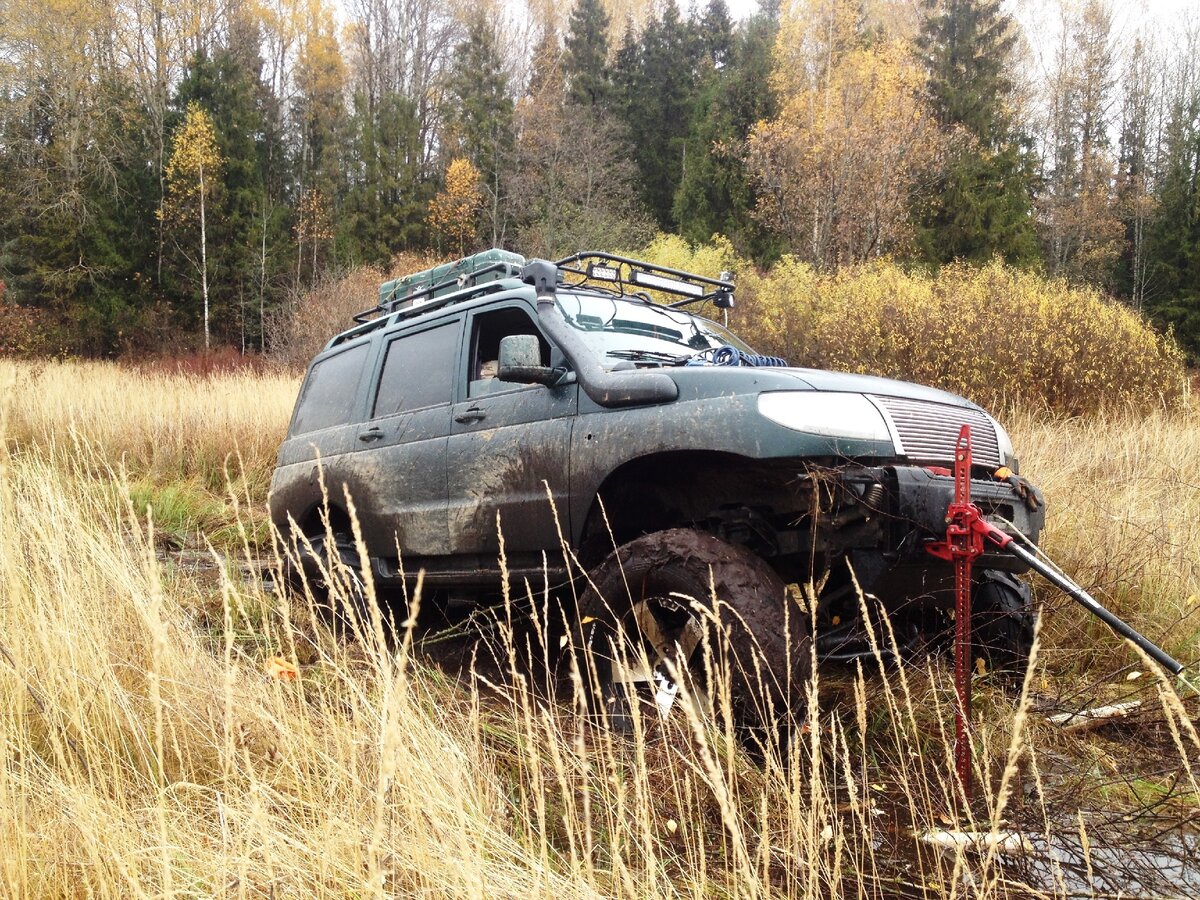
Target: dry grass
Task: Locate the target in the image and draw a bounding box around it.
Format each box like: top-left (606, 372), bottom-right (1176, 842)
top-left (1, 361), bottom-right (1198, 897)
top-left (1011, 409), bottom-right (1200, 675)
top-left (0, 358), bottom-right (297, 492)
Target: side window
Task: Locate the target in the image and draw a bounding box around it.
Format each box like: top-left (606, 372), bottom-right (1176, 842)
top-left (468, 307), bottom-right (551, 398)
top-left (292, 343), bottom-right (370, 435)
top-left (374, 321), bottom-right (459, 417)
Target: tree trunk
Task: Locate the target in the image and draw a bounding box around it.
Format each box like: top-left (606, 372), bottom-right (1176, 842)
top-left (260, 202), bottom-right (268, 351)
top-left (200, 161), bottom-right (210, 352)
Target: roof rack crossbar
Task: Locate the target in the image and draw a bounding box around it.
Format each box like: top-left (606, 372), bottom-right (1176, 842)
top-left (552, 251), bottom-right (735, 309)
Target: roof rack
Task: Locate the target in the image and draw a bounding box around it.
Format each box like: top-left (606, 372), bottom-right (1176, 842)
top-left (341, 248), bottom-right (737, 344)
top-left (554, 252), bottom-right (735, 309)
top-left (330, 278), bottom-right (521, 348)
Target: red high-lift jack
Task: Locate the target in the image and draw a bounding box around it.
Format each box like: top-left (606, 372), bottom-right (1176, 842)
top-left (926, 425), bottom-right (1185, 805)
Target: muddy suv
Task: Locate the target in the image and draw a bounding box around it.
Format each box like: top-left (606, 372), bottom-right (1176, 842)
top-left (270, 251), bottom-right (1044, 728)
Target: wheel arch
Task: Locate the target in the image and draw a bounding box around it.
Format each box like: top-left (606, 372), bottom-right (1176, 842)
top-left (576, 449), bottom-right (780, 569)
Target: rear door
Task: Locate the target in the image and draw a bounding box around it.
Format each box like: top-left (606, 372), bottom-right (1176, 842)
top-left (270, 340), bottom-right (372, 532)
top-left (446, 301), bottom-right (577, 556)
top-left (344, 317), bottom-right (462, 558)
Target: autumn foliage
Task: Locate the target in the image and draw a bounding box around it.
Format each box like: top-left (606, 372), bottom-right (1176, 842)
top-left (427, 158), bottom-right (483, 255)
top-left (631, 234), bottom-right (1188, 417)
top-left (748, 12), bottom-right (945, 266)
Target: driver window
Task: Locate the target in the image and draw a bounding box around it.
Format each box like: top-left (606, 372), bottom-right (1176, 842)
top-left (468, 307), bottom-right (551, 398)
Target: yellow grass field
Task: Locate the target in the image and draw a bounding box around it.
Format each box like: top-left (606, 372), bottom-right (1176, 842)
top-left (1, 359), bottom-right (1198, 898)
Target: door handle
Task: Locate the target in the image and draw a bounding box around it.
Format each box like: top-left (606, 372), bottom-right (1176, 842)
top-left (454, 407), bottom-right (486, 424)
top-left (358, 427), bottom-right (384, 443)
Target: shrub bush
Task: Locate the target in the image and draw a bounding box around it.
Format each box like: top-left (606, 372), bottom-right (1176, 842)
top-left (267, 252), bottom-right (446, 369)
top-left (0, 297), bottom-right (52, 356)
top-left (632, 236), bottom-right (1187, 417)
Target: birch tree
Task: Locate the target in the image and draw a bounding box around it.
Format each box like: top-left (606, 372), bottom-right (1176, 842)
top-left (747, 1), bottom-right (946, 266)
top-left (163, 103), bottom-right (223, 350)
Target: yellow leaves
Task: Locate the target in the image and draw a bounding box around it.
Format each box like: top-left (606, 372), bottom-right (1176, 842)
top-left (162, 102), bottom-right (222, 227)
top-left (266, 656), bottom-right (298, 681)
top-left (295, 0), bottom-right (345, 101)
top-left (296, 187), bottom-right (333, 243)
top-left (748, 31), bottom-right (945, 267)
top-left (427, 158), bottom-right (483, 255)
top-left (627, 233), bottom-right (740, 282)
top-left (732, 254), bottom-right (1187, 416)
top-left (165, 103), bottom-right (221, 193)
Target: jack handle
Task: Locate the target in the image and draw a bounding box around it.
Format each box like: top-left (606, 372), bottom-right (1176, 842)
top-left (967, 518), bottom-right (1185, 677)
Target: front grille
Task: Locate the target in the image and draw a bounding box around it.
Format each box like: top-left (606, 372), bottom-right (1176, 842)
top-left (869, 395), bottom-right (1001, 467)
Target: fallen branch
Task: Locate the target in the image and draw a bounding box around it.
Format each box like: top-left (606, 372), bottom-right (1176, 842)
top-left (1048, 700), bottom-right (1142, 734)
top-left (920, 829), bottom-right (1033, 855)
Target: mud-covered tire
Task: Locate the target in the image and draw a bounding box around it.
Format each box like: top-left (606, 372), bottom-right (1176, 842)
top-left (972, 571), bottom-right (1035, 674)
top-left (283, 531), bottom-right (374, 635)
top-left (570, 529), bottom-right (811, 741)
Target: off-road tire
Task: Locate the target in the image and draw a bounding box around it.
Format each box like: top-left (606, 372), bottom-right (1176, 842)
top-left (972, 571), bottom-right (1035, 674)
top-left (283, 531), bottom-right (376, 636)
top-left (570, 528), bottom-right (811, 742)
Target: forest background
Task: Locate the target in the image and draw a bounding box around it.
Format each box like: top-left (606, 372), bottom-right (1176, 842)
top-left (2, 0), bottom-right (1199, 362)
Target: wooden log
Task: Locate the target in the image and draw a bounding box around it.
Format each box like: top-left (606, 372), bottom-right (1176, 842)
top-left (1047, 700), bottom-right (1142, 733)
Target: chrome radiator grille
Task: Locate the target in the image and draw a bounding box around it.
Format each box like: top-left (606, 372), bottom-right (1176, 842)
top-left (868, 395), bottom-right (1001, 467)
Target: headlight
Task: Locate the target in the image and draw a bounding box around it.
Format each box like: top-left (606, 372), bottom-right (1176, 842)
top-left (757, 392), bottom-right (895, 446)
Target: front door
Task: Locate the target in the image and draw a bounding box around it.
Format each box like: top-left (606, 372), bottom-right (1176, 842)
top-left (446, 303), bottom-right (577, 556)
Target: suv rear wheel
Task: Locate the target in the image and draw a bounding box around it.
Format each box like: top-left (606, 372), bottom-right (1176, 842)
top-left (569, 529), bottom-right (811, 746)
top-left (282, 530), bottom-right (376, 636)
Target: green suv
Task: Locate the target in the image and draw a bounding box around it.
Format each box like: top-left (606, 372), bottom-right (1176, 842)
top-left (270, 250), bottom-right (1044, 728)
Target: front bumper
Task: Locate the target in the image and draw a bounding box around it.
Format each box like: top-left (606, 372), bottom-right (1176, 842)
top-left (886, 465), bottom-right (1045, 571)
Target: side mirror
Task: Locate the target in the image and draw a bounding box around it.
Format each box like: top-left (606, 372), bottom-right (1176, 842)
top-left (498, 334), bottom-right (559, 386)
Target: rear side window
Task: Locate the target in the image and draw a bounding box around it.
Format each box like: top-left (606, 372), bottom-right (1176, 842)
top-left (373, 321), bottom-right (459, 417)
top-left (292, 343), bottom-right (369, 435)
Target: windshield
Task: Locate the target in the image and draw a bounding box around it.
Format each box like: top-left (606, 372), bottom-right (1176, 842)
top-left (557, 291), bottom-right (756, 365)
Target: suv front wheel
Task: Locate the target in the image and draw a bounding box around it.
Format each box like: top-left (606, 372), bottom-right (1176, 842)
top-left (568, 529), bottom-right (811, 747)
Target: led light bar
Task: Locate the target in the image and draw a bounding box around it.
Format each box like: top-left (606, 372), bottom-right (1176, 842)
top-left (588, 264), bottom-right (620, 281)
top-left (630, 270), bottom-right (705, 297)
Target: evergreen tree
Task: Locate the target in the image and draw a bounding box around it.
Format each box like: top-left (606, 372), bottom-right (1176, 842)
top-left (446, 15), bottom-right (515, 246)
top-left (563, 0), bottom-right (611, 109)
top-left (615, 0), bottom-right (701, 230)
top-left (343, 90), bottom-right (428, 263)
top-left (1145, 89), bottom-right (1200, 358)
top-left (674, 1), bottom-right (781, 259)
top-left (915, 0), bottom-right (1039, 265)
top-left (172, 36), bottom-right (275, 347)
top-left (3, 79), bottom-right (162, 355)
top-left (697, 0), bottom-right (734, 69)
top-left (292, 5), bottom-right (347, 284)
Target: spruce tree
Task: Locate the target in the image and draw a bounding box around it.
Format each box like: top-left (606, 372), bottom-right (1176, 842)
top-left (916, 0), bottom-right (1039, 265)
top-left (615, 0), bottom-right (701, 230)
top-left (343, 90), bottom-right (427, 263)
top-left (172, 38), bottom-right (273, 347)
top-left (446, 16), bottom-right (515, 246)
top-left (564, 0), bottom-right (611, 109)
top-left (674, 1), bottom-right (781, 258)
top-left (1146, 91), bottom-right (1200, 358)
